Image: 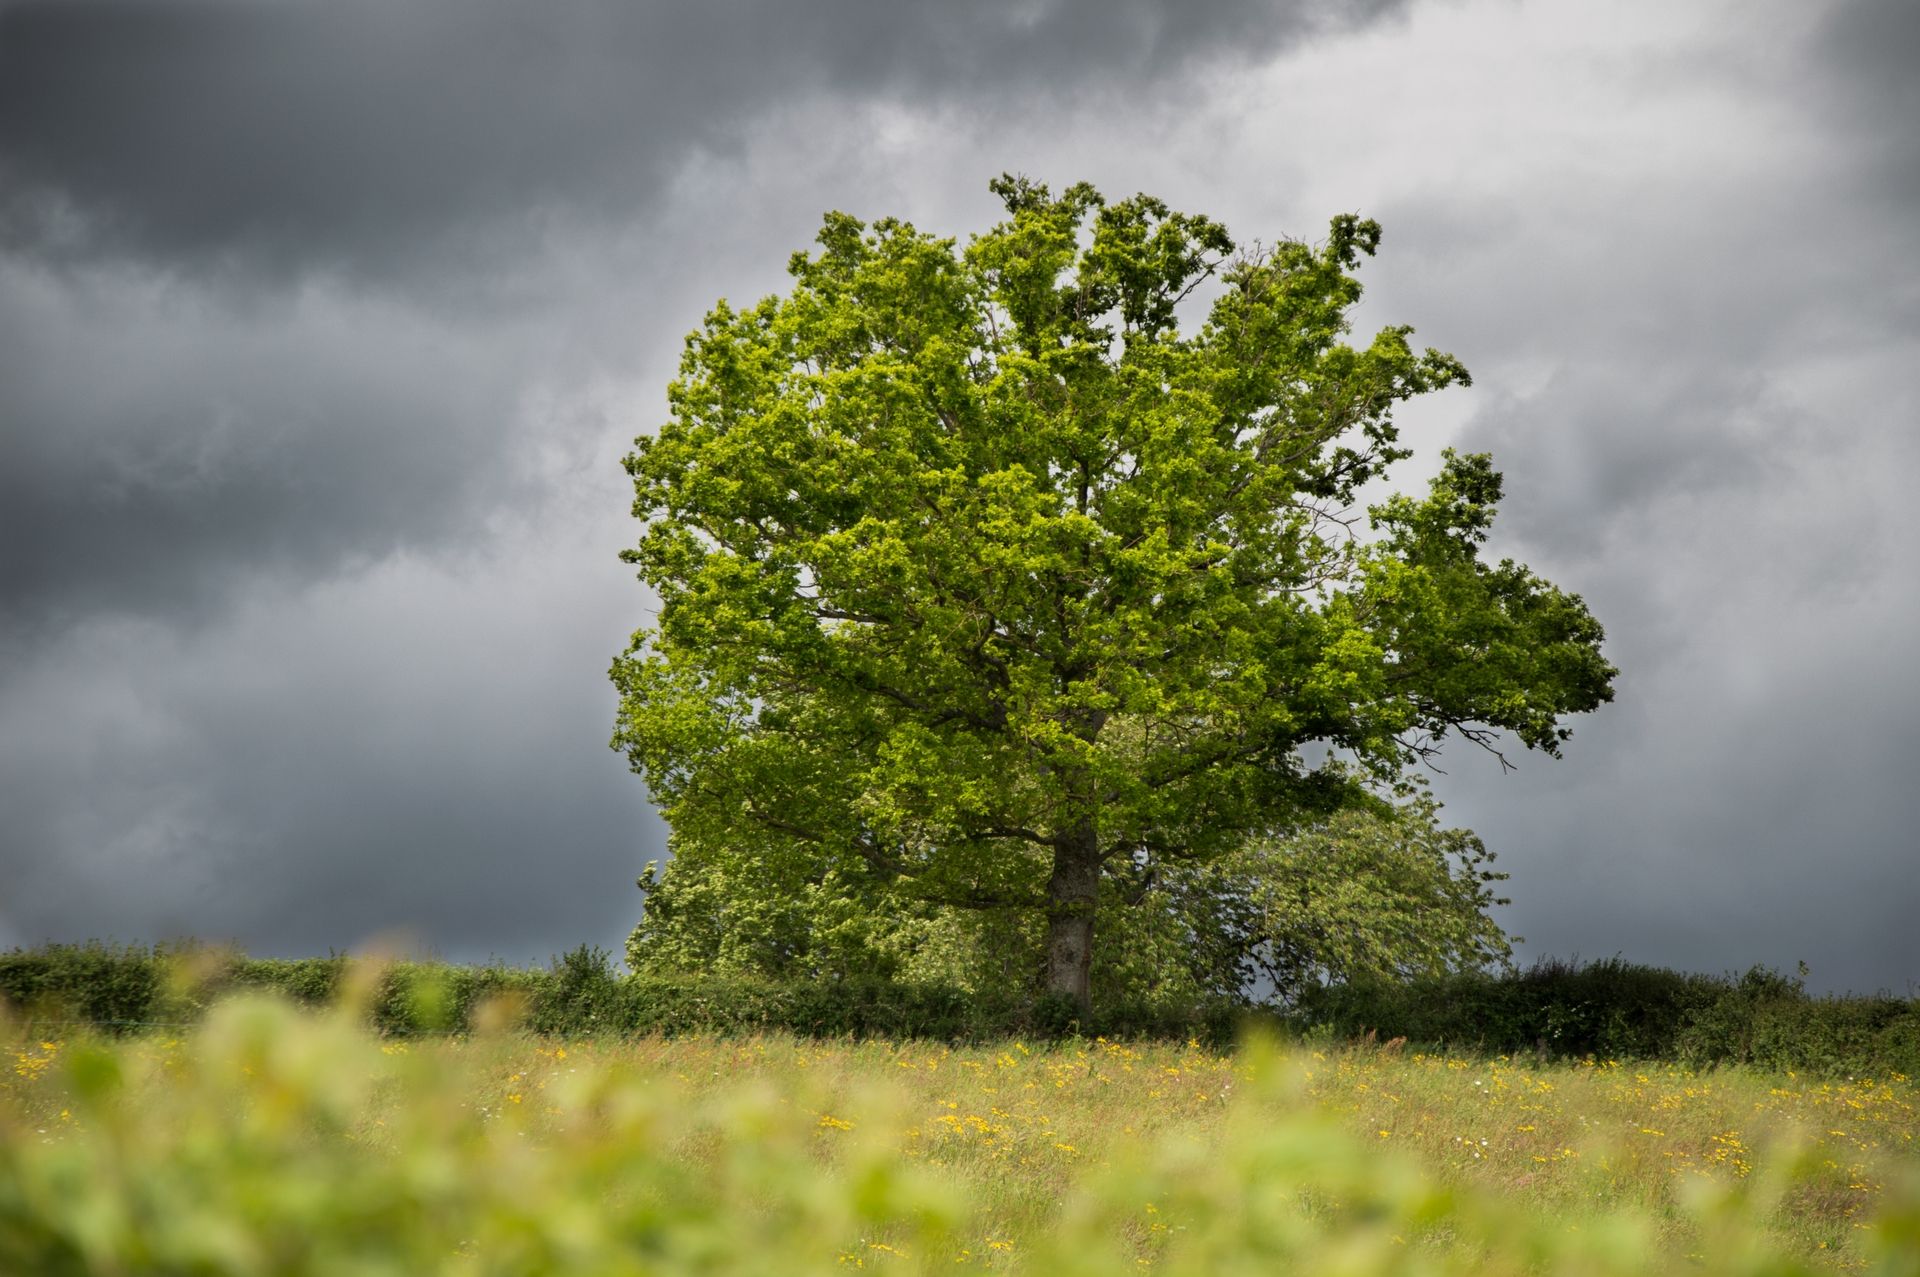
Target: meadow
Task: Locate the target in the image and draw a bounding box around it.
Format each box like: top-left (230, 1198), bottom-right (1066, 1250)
top-left (4, 992), bottom-right (1918, 1275)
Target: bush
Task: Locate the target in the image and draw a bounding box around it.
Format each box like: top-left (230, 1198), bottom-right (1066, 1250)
top-left (1294, 956), bottom-right (1920, 1076)
top-left (0, 942), bottom-right (167, 1028)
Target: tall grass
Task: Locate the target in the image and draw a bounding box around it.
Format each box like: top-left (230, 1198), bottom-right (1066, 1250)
top-left (5, 993), bottom-right (1917, 1274)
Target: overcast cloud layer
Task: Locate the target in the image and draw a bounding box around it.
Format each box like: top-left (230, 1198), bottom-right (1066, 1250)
top-left (2, 0), bottom-right (1914, 992)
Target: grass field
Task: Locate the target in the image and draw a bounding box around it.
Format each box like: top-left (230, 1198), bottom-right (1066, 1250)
top-left (5, 995), bottom-right (1918, 1274)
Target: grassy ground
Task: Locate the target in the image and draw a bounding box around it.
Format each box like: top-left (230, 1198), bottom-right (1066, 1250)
top-left (5, 999), bottom-right (1918, 1274)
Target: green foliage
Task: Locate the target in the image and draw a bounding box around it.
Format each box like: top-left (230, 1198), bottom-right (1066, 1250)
top-left (0, 943), bottom-right (543, 1037)
top-left (1298, 957), bottom-right (1920, 1076)
top-left (1673, 967), bottom-right (1920, 1078)
top-left (0, 943), bottom-right (1227, 1044)
top-left (1120, 790), bottom-right (1515, 1005)
top-left (0, 942), bottom-right (167, 1027)
top-left (611, 175), bottom-right (1614, 1009)
top-left (526, 945), bottom-right (625, 1035)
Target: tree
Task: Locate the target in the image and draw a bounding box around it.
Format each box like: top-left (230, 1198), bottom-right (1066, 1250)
top-left (612, 176), bottom-right (1614, 1014)
top-left (1128, 787), bottom-right (1516, 1006)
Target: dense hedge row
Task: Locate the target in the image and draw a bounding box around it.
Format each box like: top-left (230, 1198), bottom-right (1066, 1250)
top-left (0, 942), bottom-right (1232, 1043)
top-left (4, 943), bottom-right (1914, 1076)
top-left (1296, 958), bottom-right (1920, 1077)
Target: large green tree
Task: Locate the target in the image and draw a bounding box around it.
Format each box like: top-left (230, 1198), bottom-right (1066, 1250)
top-left (613, 177), bottom-right (1614, 1013)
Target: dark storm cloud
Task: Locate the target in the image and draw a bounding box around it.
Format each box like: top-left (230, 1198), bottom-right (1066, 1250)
top-left (0, 0), bottom-right (1412, 632)
top-left (0, 542), bottom-right (657, 962)
top-left (0, 266), bottom-right (541, 635)
top-left (0, 0), bottom-right (1404, 283)
top-left (1817, 0), bottom-right (1920, 217)
top-left (1444, 576), bottom-right (1920, 994)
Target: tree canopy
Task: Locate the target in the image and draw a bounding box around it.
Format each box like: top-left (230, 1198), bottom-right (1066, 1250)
top-left (612, 176), bottom-right (1614, 1013)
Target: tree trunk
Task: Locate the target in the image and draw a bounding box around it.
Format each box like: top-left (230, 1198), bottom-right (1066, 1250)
top-left (1042, 820), bottom-right (1100, 1016)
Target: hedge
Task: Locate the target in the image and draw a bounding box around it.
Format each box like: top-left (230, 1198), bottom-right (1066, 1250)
top-left (4, 944), bottom-right (1913, 1076)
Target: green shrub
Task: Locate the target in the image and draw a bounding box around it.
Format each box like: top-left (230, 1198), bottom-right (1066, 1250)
top-left (0, 942), bottom-right (165, 1028)
top-left (1294, 957), bottom-right (1920, 1076)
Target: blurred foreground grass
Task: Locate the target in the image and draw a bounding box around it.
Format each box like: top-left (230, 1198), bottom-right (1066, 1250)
top-left (4, 993), bottom-right (1918, 1275)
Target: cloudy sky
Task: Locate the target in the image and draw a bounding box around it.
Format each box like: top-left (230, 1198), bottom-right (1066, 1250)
top-left (2, 0), bottom-right (1914, 993)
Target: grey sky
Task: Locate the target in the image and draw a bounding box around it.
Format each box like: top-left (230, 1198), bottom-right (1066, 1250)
top-left (1, 0), bottom-right (1914, 992)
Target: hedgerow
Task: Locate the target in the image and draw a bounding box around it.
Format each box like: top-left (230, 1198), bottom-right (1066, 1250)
top-left (2, 944), bottom-right (1913, 1077)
